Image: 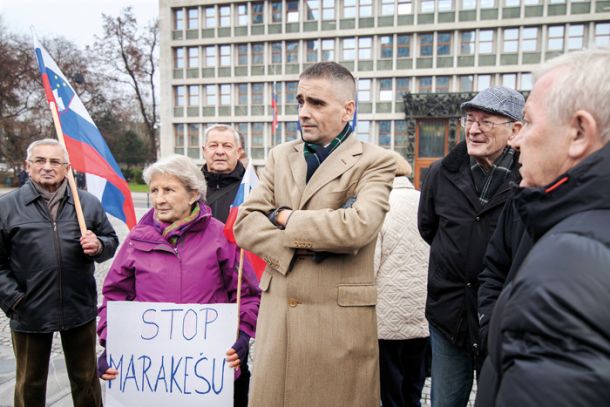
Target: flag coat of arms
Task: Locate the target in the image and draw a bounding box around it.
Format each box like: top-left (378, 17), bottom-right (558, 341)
top-left (34, 40), bottom-right (136, 229)
top-left (224, 163), bottom-right (266, 280)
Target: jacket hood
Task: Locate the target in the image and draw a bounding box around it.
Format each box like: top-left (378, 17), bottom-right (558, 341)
top-left (514, 142), bottom-right (610, 241)
top-left (202, 160), bottom-right (245, 190)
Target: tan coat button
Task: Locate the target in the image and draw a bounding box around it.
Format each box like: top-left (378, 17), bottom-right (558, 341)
top-left (288, 298), bottom-right (298, 307)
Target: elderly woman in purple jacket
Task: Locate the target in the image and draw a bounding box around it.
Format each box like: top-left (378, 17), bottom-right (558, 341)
top-left (97, 154), bottom-right (260, 407)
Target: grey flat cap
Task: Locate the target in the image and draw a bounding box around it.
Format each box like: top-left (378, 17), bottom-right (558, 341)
top-left (461, 86), bottom-right (525, 121)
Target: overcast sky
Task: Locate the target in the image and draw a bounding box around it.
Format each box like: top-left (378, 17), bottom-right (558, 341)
top-left (1, 0), bottom-right (159, 49)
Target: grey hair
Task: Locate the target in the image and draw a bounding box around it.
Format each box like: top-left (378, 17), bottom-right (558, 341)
top-left (533, 47), bottom-right (610, 143)
top-left (142, 154), bottom-right (207, 200)
top-left (203, 124), bottom-right (241, 147)
top-left (26, 138), bottom-right (69, 162)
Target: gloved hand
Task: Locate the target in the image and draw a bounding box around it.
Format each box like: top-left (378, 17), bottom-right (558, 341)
top-left (97, 349), bottom-right (118, 380)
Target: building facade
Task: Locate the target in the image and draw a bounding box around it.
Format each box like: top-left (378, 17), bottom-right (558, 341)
top-left (159, 0), bottom-right (610, 186)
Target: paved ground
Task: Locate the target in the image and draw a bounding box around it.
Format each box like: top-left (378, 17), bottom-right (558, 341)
top-left (0, 187), bottom-right (476, 406)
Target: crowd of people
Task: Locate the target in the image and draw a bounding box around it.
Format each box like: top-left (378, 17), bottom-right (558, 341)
top-left (0, 48), bottom-right (608, 407)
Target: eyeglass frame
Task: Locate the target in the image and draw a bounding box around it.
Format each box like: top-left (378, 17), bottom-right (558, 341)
top-left (27, 158), bottom-right (69, 168)
top-left (459, 116), bottom-right (515, 132)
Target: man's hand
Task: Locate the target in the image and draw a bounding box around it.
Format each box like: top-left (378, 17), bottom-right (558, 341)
top-left (80, 230), bottom-right (102, 256)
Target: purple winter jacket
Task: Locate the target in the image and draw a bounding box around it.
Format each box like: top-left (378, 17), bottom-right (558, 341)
top-left (97, 202), bottom-right (261, 346)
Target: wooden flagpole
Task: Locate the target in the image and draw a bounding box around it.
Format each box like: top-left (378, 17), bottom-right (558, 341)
top-left (48, 101), bottom-right (87, 236)
top-left (236, 248), bottom-right (245, 339)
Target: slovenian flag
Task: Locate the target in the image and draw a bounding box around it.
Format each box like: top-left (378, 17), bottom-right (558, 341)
top-left (34, 39), bottom-right (136, 229)
top-left (224, 163), bottom-right (266, 280)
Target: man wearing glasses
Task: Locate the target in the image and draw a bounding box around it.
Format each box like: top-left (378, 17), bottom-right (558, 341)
top-left (0, 138), bottom-right (118, 407)
top-left (418, 87), bottom-right (524, 407)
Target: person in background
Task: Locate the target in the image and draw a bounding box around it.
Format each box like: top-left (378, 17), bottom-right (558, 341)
top-left (375, 151), bottom-right (430, 407)
top-left (418, 86), bottom-right (524, 407)
top-left (476, 47), bottom-right (610, 406)
top-left (97, 154), bottom-right (261, 407)
top-left (0, 138), bottom-right (118, 407)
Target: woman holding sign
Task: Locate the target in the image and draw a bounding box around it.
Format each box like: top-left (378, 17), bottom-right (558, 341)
top-left (97, 154), bottom-right (261, 407)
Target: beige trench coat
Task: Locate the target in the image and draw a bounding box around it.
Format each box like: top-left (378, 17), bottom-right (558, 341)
top-left (234, 135), bottom-right (394, 407)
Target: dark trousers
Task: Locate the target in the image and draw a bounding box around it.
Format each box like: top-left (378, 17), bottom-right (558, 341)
top-left (12, 320), bottom-right (102, 407)
top-left (379, 337), bottom-right (429, 407)
top-left (234, 349), bottom-right (250, 407)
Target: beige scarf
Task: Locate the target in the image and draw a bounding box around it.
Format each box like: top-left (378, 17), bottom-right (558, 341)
top-left (32, 179), bottom-right (68, 221)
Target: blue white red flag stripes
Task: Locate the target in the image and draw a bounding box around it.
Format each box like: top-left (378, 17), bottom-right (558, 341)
top-left (271, 87), bottom-right (279, 137)
top-left (34, 39), bottom-right (136, 229)
top-left (224, 162), bottom-right (266, 280)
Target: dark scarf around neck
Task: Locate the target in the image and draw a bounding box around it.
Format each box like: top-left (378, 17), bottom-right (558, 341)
top-left (303, 123), bottom-right (352, 183)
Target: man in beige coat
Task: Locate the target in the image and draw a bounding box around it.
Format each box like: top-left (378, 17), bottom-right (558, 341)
top-left (234, 62), bottom-right (394, 407)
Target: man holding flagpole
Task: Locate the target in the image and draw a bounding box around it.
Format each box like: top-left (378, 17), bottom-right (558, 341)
top-left (234, 62), bottom-right (394, 407)
top-left (0, 139), bottom-right (118, 407)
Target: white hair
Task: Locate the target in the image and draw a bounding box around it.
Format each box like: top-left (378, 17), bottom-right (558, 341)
top-left (26, 138), bottom-right (69, 162)
top-left (203, 124), bottom-right (242, 147)
top-left (533, 47), bottom-right (610, 143)
top-left (142, 154), bottom-right (207, 200)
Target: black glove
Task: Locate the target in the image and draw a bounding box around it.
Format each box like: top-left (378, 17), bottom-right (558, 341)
top-left (97, 349), bottom-right (110, 378)
top-left (232, 330), bottom-right (251, 365)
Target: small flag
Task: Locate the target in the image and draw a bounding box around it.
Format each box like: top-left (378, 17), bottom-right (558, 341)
top-left (224, 163), bottom-right (266, 280)
top-left (34, 39), bottom-right (136, 229)
top-left (271, 86), bottom-right (279, 137)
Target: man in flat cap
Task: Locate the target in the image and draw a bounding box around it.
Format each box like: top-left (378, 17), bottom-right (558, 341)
top-left (418, 86), bottom-right (524, 407)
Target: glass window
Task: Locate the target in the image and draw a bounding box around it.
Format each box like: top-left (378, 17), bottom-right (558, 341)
top-left (238, 84), bottom-right (248, 105)
top-left (287, 0), bottom-right (300, 22)
top-left (205, 6), bottom-right (216, 28)
top-left (204, 85), bottom-right (216, 106)
top-left (378, 120), bottom-right (392, 148)
top-left (174, 8), bottom-right (184, 30)
top-left (398, 0), bottom-right (413, 14)
top-left (174, 48), bottom-right (184, 69)
top-left (219, 45), bottom-right (230, 66)
top-left (358, 79), bottom-right (371, 102)
top-left (394, 120), bottom-right (409, 157)
top-left (417, 77), bottom-right (432, 93)
top-left (343, 38), bottom-right (356, 60)
top-left (188, 124), bottom-right (199, 149)
top-left (251, 83), bottom-right (264, 105)
top-left (322, 39), bottom-right (335, 61)
top-left (522, 27), bottom-right (539, 52)
top-left (187, 8), bottom-right (198, 30)
top-left (356, 120), bottom-right (371, 143)
top-left (520, 73), bottom-right (532, 90)
top-left (396, 77), bottom-right (411, 98)
top-left (460, 31), bottom-right (475, 55)
top-left (439, 0), bottom-right (453, 11)
top-left (285, 122), bottom-right (298, 141)
top-left (237, 44), bottom-right (248, 65)
top-left (236, 124), bottom-right (248, 151)
top-left (421, 0), bottom-right (435, 13)
top-left (397, 35), bottom-right (411, 57)
top-left (437, 32), bottom-right (452, 56)
top-left (251, 123), bottom-right (264, 159)
top-left (502, 73), bottom-right (516, 89)
top-left (595, 23), bottom-right (610, 47)
top-left (175, 86), bottom-right (185, 106)
top-left (219, 84), bottom-right (230, 105)
top-left (252, 2), bottom-right (264, 24)
top-left (188, 85), bottom-right (199, 106)
top-left (237, 4), bottom-right (248, 26)
top-left (381, 0), bottom-right (395, 15)
top-left (524, 0), bottom-right (540, 3)
top-left (286, 41), bottom-right (299, 63)
top-left (359, 37), bottom-right (373, 60)
top-left (418, 119), bottom-right (446, 157)
top-left (547, 26), bottom-right (564, 51)
top-left (419, 34), bottom-right (433, 57)
top-left (252, 43), bottom-right (264, 65)
top-left (344, 0), bottom-right (356, 18)
top-left (459, 75), bottom-right (474, 91)
top-left (480, 0), bottom-right (495, 8)
top-left (503, 28), bottom-right (519, 53)
top-left (436, 76), bottom-right (451, 92)
top-left (479, 30), bottom-right (494, 54)
top-left (174, 124), bottom-right (185, 148)
top-left (306, 40), bottom-right (319, 62)
top-left (306, 0), bottom-right (320, 20)
top-left (286, 81), bottom-right (298, 104)
top-left (204, 46), bottom-right (216, 66)
top-left (323, 0), bottom-right (336, 19)
top-left (219, 6), bottom-right (230, 27)
top-left (360, 0), bottom-right (373, 17)
top-left (504, 0), bottom-right (519, 6)
top-left (567, 25), bottom-right (584, 50)
top-left (380, 35), bottom-right (394, 59)
top-left (272, 1), bottom-right (283, 22)
top-left (187, 47), bottom-right (198, 68)
top-left (477, 74), bottom-right (491, 91)
top-left (461, 0), bottom-right (476, 9)
top-left (379, 79), bottom-right (393, 101)
top-left (272, 120), bottom-right (283, 146)
top-left (271, 42), bottom-right (283, 64)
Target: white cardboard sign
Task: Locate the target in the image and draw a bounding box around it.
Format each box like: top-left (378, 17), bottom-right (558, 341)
top-left (105, 301), bottom-right (237, 407)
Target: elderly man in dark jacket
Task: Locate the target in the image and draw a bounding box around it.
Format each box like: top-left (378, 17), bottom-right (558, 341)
top-left (201, 124), bottom-right (246, 223)
top-left (418, 86), bottom-right (524, 407)
top-left (0, 138), bottom-right (118, 407)
top-left (476, 48), bottom-right (610, 407)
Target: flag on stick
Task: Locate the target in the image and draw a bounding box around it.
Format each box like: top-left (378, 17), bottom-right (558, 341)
top-left (224, 163), bottom-right (266, 280)
top-left (34, 39), bottom-right (136, 229)
top-left (271, 84), bottom-right (279, 137)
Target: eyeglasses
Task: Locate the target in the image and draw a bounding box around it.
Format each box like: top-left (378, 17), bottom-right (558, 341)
top-left (28, 158), bottom-right (68, 168)
top-left (460, 117), bottom-right (514, 132)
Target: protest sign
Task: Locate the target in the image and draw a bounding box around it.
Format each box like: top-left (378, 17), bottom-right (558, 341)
top-left (105, 301), bottom-right (237, 407)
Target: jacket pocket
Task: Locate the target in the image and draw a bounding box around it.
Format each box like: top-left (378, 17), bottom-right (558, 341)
top-left (337, 284), bottom-right (377, 307)
top-left (259, 270), bottom-right (272, 292)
